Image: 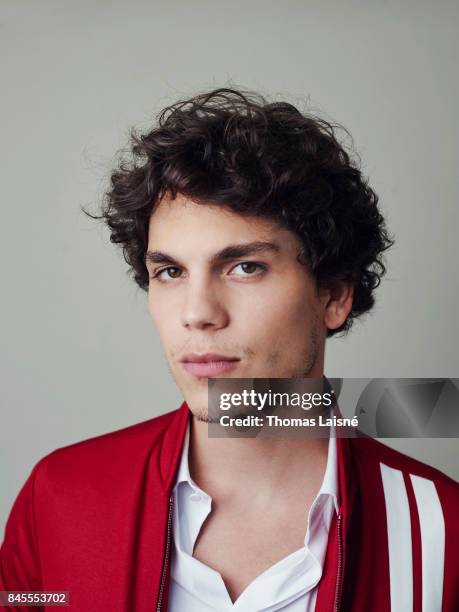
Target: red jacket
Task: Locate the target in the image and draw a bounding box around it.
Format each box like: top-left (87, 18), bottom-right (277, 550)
top-left (1, 402), bottom-right (458, 611)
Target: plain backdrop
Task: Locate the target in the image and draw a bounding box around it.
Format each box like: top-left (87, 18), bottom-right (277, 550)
top-left (1, 0), bottom-right (458, 532)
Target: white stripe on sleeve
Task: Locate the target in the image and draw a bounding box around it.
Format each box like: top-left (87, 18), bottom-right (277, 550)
top-left (410, 474), bottom-right (445, 612)
top-left (380, 463), bottom-right (413, 612)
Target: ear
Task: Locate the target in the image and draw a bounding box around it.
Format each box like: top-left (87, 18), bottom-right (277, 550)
top-left (319, 281), bottom-right (354, 331)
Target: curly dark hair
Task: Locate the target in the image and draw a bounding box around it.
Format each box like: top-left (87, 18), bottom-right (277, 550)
top-left (85, 87), bottom-right (394, 338)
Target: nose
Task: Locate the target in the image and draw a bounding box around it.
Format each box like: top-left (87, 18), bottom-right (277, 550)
top-left (181, 277), bottom-right (229, 331)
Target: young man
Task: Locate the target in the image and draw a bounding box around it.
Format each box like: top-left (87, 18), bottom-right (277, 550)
top-left (1, 89), bottom-right (458, 611)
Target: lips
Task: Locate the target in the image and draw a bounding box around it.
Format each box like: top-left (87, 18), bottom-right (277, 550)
top-left (180, 353), bottom-right (240, 377)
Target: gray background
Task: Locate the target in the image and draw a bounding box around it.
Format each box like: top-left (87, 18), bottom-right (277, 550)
top-left (1, 0), bottom-right (458, 532)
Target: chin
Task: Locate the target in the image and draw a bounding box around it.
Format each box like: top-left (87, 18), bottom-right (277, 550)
top-left (180, 385), bottom-right (208, 415)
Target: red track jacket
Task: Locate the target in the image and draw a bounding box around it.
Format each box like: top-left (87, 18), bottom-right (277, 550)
top-left (1, 401), bottom-right (458, 611)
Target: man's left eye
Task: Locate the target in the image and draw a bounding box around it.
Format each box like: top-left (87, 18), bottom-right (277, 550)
top-left (230, 262), bottom-right (266, 276)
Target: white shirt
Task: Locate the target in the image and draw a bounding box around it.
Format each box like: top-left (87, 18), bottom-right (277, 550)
top-left (169, 423), bottom-right (339, 612)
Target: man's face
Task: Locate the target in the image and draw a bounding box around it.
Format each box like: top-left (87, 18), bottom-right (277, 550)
top-left (146, 193), bottom-right (330, 420)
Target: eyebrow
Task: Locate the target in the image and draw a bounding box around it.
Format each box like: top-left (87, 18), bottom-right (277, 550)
top-left (145, 240), bottom-right (281, 267)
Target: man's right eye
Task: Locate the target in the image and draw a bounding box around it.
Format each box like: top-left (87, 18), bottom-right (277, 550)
top-left (151, 266), bottom-right (183, 281)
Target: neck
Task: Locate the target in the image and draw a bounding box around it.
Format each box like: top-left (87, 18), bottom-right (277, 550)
top-left (188, 375), bottom-right (331, 505)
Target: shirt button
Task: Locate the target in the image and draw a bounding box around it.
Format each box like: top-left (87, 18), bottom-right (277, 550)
top-left (189, 492), bottom-right (202, 502)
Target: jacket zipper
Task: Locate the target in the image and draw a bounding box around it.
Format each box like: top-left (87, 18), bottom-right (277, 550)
top-left (333, 511), bottom-right (344, 612)
top-left (156, 494), bottom-right (174, 612)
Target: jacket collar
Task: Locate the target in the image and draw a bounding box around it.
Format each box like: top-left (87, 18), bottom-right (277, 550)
top-left (157, 401), bottom-right (191, 493)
